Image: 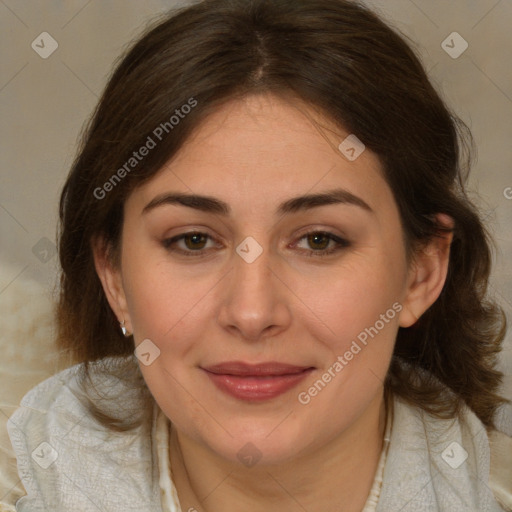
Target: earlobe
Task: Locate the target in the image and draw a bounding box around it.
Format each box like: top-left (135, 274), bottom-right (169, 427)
top-left (399, 214), bottom-right (454, 328)
top-left (92, 236), bottom-right (133, 334)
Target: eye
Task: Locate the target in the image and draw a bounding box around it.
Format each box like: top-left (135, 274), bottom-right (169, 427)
top-left (162, 232), bottom-right (219, 256)
top-left (162, 230), bottom-right (350, 258)
top-left (294, 231), bottom-right (350, 257)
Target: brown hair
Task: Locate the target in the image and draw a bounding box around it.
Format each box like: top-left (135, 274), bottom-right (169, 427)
top-left (57, 0), bottom-right (507, 429)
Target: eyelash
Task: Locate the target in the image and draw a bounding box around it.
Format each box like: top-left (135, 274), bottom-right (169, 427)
top-left (161, 231), bottom-right (350, 258)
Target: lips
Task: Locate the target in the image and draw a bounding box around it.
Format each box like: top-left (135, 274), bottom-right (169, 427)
top-left (203, 361), bottom-right (313, 376)
top-left (202, 361), bottom-right (314, 402)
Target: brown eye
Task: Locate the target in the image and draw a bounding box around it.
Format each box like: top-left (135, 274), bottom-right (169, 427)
top-left (295, 231), bottom-right (350, 257)
top-left (183, 233), bottom-right (208, 250)
top-left (162, 231), bottom-right (218, 257)
top-left (306, 233), bottom-right (330, 251)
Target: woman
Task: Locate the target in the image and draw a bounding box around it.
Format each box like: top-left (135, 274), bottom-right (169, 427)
top-left (5, 0), bottom-right (512, 510)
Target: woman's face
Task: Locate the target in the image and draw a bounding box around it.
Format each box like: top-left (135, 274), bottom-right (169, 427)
top-left (105, 94), bottom-right (421, 464)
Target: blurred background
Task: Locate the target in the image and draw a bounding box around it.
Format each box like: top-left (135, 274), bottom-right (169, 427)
top-left (1, 0), bottom-right (511, 503)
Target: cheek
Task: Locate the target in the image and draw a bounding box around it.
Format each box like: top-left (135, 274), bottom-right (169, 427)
top-left (294, 250), bottom-right (406, 408)
top-left (121, 253), bottom-right (219, 431)
top-left (121, 245), bottom-right (220, 350)
top-left (304, 256), bottom-right (405, 346)
top-left (293, 265), bottom-right (401, 422)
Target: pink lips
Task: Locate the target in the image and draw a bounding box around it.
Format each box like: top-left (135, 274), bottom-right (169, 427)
top-left (202, 361), bottom-right (314, 402)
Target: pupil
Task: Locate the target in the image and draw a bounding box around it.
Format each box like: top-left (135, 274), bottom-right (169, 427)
top-left (185, 233), bottom-right (206, 249)
top-left (308, 233), bottom-right (328, 250)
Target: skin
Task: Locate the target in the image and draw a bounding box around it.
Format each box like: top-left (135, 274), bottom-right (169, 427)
top-left (94, 93), bottom-right (453, 512)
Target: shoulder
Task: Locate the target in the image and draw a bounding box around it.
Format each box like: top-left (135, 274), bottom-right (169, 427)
top-left (7, 356), bottom-right (163, 512)
top-left (376, 394), bottom-right (509, 511)
top-left (8, 355), bottom-right (149, 444)
top-left (395, 394), bottom-right (512, 510)
top-left (489, 428), bottom-right (512, 512)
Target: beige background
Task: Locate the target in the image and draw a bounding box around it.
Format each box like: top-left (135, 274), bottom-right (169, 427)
top-left (1, 0), bottom-right (511, 503)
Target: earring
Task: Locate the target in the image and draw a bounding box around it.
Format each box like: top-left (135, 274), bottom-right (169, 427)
top-left (120, 320), bottom-right (130, 337)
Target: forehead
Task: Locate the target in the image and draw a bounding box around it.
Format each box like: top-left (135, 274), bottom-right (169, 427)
top-left (127, 93), bottom-right (395, 217)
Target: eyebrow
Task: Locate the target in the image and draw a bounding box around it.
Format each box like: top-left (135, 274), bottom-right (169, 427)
top-left (142, 188), bottom-right (373, 216)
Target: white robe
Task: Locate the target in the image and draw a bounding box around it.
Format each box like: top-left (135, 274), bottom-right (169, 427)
top-left (4, 356), bottom-right (511, 511)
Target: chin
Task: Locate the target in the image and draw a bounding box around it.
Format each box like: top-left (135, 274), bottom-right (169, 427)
top-left (203, 414), bottom-right (309, 467)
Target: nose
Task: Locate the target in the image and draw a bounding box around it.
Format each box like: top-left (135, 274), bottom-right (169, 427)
top-left (216, 246), bottom-right (292, 342)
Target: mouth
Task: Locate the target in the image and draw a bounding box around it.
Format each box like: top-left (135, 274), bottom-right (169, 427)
top-left (201, 361), bottom-right (315, 402)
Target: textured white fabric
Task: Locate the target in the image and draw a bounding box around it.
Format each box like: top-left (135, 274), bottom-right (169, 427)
top-left (155, 407), bottom-right (181, 511)
top-left (375, 397), bottom-right (507, 512)
top-left (489, 430), bottom-right (512, 511)
top-left (0, 262), bottom-right (63, 506)
top-left (4, 356), bottom-right (511, 511)
top-left (360, 394), bottom-right (393, 511)
top-left (6, 357), bottom-right (163, 511)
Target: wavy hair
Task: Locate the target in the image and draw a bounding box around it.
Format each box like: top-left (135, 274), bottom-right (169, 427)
top-left (57, 0), bottom-right (507, 429)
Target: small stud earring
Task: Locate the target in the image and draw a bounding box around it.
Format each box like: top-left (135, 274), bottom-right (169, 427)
top-left (120, 320), bottom-right (130, 337)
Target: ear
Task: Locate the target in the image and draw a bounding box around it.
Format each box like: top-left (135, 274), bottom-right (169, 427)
top-left (92, 236), bottom-right (133, 335)
top-left (399, 214), bottom-right (454, 328)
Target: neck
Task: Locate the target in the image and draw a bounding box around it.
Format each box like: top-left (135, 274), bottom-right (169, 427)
top-left (169, 391), bottom-right (387, 512)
